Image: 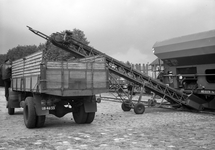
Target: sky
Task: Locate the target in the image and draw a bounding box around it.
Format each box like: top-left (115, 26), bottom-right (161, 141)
top-left (0, 0), bottom-right (215, 64)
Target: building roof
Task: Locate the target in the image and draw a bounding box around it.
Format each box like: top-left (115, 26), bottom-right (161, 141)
top-left (150, 58), bottom-right (163, 65)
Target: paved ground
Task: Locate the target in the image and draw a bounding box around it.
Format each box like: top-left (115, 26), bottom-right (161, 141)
top-left (0, 87), bottom-right (215, 150)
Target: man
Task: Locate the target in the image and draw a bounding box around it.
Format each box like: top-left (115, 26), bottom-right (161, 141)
top-left (63, 30), bottom-right (73, 44)
top-left (127, 83), bottom-right (133, 95)
top-left (1, 59), bottom-right (12, 102)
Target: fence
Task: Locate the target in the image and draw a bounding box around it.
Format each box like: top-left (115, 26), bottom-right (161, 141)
top-left (130, 63), bottom-right (163, 79)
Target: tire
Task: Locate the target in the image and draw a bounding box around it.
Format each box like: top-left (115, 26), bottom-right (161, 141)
top-left (23, 97), bottom-right (36, 128)
top-left (85, 112), bottom-right (95, 124)
top-left (134, 103), bottom-right (145, 114)
top-left (121, 100), bottom-right (131, 111)
top-left (8, 108), bottom-right (15, 115)
top-left (36, 115), bottom-right (46, 128)
top-left (72, 105), bottom-right (87, 124)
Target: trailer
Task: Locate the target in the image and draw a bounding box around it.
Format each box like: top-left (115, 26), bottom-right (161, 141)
top-left (153, 29), bottom-right (215, 110)
top-left (8, 50), bottom-right (109, 128)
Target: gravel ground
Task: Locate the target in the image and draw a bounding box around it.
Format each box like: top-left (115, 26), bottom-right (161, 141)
top-left (0, 87), bottom-right (215, 150)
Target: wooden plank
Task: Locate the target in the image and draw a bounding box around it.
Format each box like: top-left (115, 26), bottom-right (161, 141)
top-left (24, 58), bottom-right (42, 66)
top-left (93, 63), bottom-right (106, 69)
top-left (12, 65), bottom-right (24, 70)
top-left (25, 51), bottom-right (43, 60)
top-left (12, 59), bottom-right (24, 65)
top-left (24, 75), bottom-right (39, 91)
top-left (43, 89), bottom-right (109, 96)
top-left (12, 62), bottom-right (24, 68)
top-left (25, 77), bottom-right (31, 90)
top-left (79, 56), bottom-right (105, 62)
top-left (24, 65), bottom-right (40, 71)
top-left (12, 66), bottom-right (24, 71)
top-left (31, 76), bottom-right (39, 90)
top-left (13, 72), bottom-right (40, 78)
top-left (93, 71), bottom-right (107, 88)
top-left (12, 68), bottom-right (24, 74)
top-left (24, 69), bottom-right (40, 74)
top-left (86, 71), bottom-right (92, 88)
top-left (46, 70), bottom-right (62, 89)
top-left (47, 61), bottom-right (88, 70)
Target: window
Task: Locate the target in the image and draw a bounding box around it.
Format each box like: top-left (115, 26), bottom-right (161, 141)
top-left (205, 69), bottom-right (215, 83)
top-left (177, 67), bottom-right (197, 74)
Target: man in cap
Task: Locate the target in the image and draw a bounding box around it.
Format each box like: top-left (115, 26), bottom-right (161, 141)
top-left (1, 59), bottom-right (12, 104)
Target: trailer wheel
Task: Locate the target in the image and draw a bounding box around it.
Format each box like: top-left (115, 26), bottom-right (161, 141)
top-left (36, 115), bottom-right (46, 128)
top-left (121, 100), bottom-right (131, 111)
top-left (73, 105), bottom-right (87, 124)
top-left (134, 103), bottom-right (145, 114)
top-left (85, 112), bottom-right (95, 124)
top-left (8, 108), bottom-right (15, 115)
top-left (23, 97), bottom-right (36, 128)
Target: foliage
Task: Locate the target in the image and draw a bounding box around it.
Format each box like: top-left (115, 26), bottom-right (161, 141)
top-left (44, 28), bottom-right (90, 61)
top-left (6, 45), bottom-right (41, 61)
top-left (1, 28), bottom-right (89, 63)
top-left (44, 41), bottom-right (76, 61)
top-left (72, 28), bottom-right (90, 45)
top-left (0, 54), bottom-right (7, 65)
top-left (126, 61), bottom-right (131, 66)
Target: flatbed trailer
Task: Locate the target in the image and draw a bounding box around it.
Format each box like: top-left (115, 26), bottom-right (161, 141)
top-left (8, 50), bottom-right (109, 128)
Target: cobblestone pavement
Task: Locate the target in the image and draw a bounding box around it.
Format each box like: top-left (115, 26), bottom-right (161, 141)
top-left (0, 88), bottom-right (215, 150)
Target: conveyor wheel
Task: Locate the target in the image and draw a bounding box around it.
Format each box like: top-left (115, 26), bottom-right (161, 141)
top-left (134, 103), bottom-right (145, 114)
top-left (121, 100), bottom-right (132, 111)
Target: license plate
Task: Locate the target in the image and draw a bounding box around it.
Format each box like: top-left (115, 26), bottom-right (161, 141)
top-left (42, 106), bottom-right (55, 110)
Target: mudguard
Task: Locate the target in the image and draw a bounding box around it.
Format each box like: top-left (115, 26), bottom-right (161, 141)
top-left (33, 94), bottom-right (49, 116)
top-left (84, 96), bottom-right (97, 113)
top-left (8, 89), bottom-right (20, 108)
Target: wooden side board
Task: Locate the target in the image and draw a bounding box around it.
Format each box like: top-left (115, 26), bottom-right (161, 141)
top-left (12, 51), bottom-right (43, 78)
top-left (45, 61), bottom-right (108, 93)
top-left (12, 52), bottom-right (109, 96)
top-left (12, 51), bottom-right (43, 92)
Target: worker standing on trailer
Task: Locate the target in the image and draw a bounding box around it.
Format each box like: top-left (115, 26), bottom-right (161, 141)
top-left (63, 30), bottom-right (73, 43)
top-left (1, 59), bottom-right (12, 105)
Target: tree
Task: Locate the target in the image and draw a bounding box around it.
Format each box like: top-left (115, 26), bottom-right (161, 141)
top-left (6, 45), bottom-right (39, 61)
top-left (126, 61), bottom-right (131, 66)
top-left (44, 28), bottom-right (90, 61)
top-left (72, 28), bottom-right (90, 45)
top-left (0, 54), bottom-right (7, 65)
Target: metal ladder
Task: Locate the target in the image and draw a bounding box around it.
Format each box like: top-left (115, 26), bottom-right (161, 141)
top-left (27, 26), bottom-right (205, 111)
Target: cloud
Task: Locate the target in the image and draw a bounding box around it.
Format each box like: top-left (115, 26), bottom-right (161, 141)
top-left (111, 47), bottom-right (155, 64)
top-left (0, 0), bottom-right (214, 65)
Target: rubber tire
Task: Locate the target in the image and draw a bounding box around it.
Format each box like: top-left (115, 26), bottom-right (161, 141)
top-left (8, 108), bottom-right (15, 115)
top-left (134, 103), bottom-right (145, 114)
top-left (121, 101), bottom-right (131, 111)
top-left (23, 97), bottom-right (36, 129)
top-left (36, 115), bottom-right (46, 128)
top-left (85, 112), bottom-right (95, 124)
top-left (73, 105), bottom-right (87, 124)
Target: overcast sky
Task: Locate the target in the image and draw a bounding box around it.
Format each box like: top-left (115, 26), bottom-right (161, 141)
top-left (0, 0), bottom-right (215, 64)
